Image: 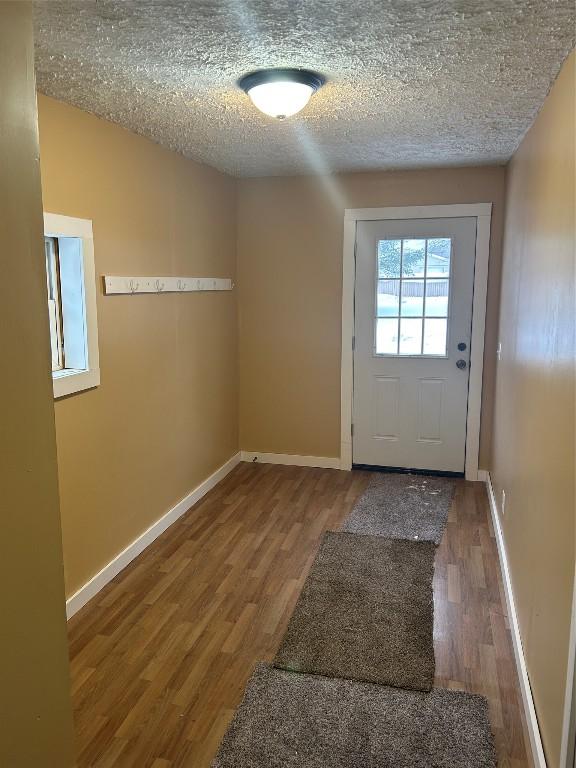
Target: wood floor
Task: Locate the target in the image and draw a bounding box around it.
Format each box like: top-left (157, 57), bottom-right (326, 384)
top-left (68, 462), bottom-right (531, 767)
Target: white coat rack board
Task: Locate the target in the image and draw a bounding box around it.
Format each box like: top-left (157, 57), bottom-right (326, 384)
top-left (103, 276), bottom-right (233, 295)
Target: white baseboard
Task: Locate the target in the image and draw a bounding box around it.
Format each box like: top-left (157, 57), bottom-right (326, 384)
top-left (560, 565), bottom-right (576, 768)
top-left (66, 451), bottom-right (242, 619)
top-left (240, 451), bottom-right (341, 470)
top-left (476, 469), bottom-right (489, 482)
top-left (485, 472), bottom-right (547, 768)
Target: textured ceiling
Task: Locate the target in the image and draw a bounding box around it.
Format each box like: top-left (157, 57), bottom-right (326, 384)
top-left (33, 1), bottom-right (575, 177)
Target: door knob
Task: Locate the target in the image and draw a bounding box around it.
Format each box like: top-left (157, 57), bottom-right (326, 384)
top-left (456, 359), bottom-right (467, 370)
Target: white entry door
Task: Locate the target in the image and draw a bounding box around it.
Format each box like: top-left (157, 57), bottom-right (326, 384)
top-left (352, 217), bottom-right (477, 473)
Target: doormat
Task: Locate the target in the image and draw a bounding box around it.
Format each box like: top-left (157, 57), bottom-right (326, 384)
top-left (342, 472), bottom-right (455, 545)
top-left (274, 532), bottom-right (435, 691)
top-left (212, 664), bottom-right (496, 768)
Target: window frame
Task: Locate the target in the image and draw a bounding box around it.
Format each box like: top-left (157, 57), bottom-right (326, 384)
top-left (45, 235), bottom-right (65, 371)
top-left (43, 213), bottom-right (100, 399)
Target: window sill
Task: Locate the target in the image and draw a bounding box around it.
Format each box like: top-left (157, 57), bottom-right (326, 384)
top-left (53, 367), bottom-right (100, 399)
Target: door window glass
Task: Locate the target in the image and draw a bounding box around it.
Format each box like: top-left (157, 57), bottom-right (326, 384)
top-left (375, 237), bottom-right (452, 355)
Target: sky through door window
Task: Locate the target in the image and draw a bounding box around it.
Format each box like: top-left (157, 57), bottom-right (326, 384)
top-left (375, 237), bottom-right (452, 356)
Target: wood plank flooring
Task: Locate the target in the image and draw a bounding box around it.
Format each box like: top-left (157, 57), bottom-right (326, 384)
top-left (68, 462), bottom-right (531, 767)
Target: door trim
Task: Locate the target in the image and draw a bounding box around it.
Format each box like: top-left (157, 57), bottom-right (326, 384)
top-left (340, 203), bottom-right (492, 481)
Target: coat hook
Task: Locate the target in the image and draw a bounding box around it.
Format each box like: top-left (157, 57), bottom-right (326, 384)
top-left (156, 279), bottom-right (165, 292)
top-left (129, 279), bottom-right (139, 293)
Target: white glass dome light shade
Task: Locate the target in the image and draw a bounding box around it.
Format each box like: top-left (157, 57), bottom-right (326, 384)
top-left (238, 68), bottom-right (325, 120)
top-left (247, 81), bottom-right (314, 119)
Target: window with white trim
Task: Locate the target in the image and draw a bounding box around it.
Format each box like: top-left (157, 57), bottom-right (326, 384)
top-left (44, 213), bottom-right (100, 398)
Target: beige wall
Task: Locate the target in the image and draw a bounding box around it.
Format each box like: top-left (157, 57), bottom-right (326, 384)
top-left (238, 166), bottom-right (505, 466)
top-left (0, 4), bottom-right (75, 765)
top-left (491, 52), bottom-right (575, 766)
top-left (38, 95), bottom-right (239, 597)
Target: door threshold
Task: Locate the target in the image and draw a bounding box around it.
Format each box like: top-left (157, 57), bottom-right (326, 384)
top-left (352, 463), bottom-right (464, 479)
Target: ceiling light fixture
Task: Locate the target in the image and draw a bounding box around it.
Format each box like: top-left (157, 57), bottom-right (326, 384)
top-left (238, 68), bottom-right (325, 120)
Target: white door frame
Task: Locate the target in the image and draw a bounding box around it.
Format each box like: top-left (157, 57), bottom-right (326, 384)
top-left (340, 203), bottom-right (492, 481)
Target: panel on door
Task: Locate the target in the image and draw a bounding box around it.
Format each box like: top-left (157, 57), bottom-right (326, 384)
top-left (417, 378), bottom-right (444, 443)
top-left (371, 376), bottom-right (400, 440)
top-left (352, 218), bottom-right (477, 473)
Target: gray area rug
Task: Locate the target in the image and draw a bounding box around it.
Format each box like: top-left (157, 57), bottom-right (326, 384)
top-left (274, 532), bottom-right (435, 691)
top-left (341, 472), bottom-right (456, 545)
top-left (212, 663), bottom-right (497, 768)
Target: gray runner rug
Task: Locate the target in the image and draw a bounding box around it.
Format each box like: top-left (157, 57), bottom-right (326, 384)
top-left (341, 472), bottom-right (456, 544)
top-left (212, 664), bottom-right (497, 768)
top-left (274, 532), bottom-right (435, 691)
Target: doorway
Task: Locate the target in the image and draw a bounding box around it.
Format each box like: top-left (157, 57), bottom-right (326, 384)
top-left (353, 217), bottom-right (475, 473)
top-left (340, 204), bottom-right (492, 480)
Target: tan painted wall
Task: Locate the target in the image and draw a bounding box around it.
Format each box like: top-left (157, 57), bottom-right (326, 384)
top-left (238, 166), bottom-right (505, 466)
top-left (0, 4), bottom-right (75, 766)
top-left (38, 95), bottom-right (239, 597)
top-left (491, 52), bottom-right (575, 766)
